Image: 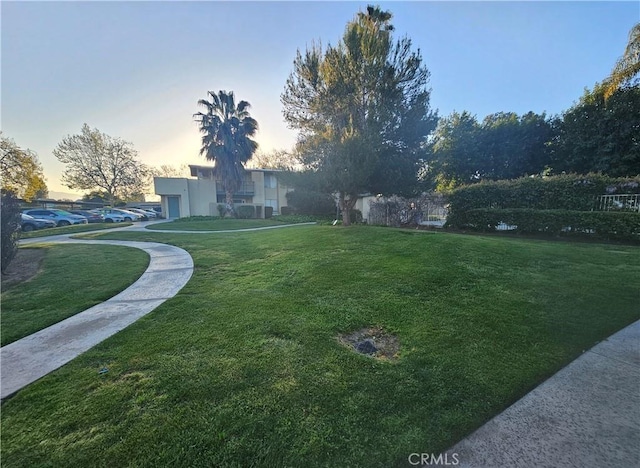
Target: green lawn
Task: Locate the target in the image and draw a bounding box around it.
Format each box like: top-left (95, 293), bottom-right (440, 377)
top-left (20, 222), bottom-right (133, 238)
top-left (1, 244), bottom-right (149, 346)
top-left (146, 217), bottom-right (312, 231)
top-left (2, 226), bottom-right (639, 467)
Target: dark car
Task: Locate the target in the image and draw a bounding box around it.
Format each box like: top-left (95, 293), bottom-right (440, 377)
top-left (21, 213), bottom-right (57, 232)
top-left (69, 210), bottom-right (104, 223)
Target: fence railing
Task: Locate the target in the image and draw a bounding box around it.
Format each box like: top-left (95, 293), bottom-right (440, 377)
top-left (367, 195), bottom-right (448, 227)
top-left (215, 181), bottom-right (255, 196)
top-left (595, 194), bottom-right (640, 213)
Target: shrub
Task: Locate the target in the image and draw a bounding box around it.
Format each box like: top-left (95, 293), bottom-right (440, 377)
top-left (280, 206), bottom-right (294, 215)
top-left (265, 206), bottom-right (273, 219)
top-left (285, 189), bottom-right (336, 216)
top-left (1, 191), bottom-right (21, 273)
top-left (237, 205), bottom-right (256, 219)
top-left (446, 208), bottom-right (640, 242)
top-left (217, 204), bottom-right (226, 218)
top-left (447, 174), bottom-right (640, 217)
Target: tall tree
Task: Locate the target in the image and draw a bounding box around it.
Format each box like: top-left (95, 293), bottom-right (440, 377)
top-left (281, 5), bottom-right (437, 225)
top-left (427, 111), bottom-right (482, 190)
top-left (54, 124), bottom-right (150, 205)
top-left (194, 90), bottom-right (259, 212)
top-left (478, 111), bottom-right (556, 180)
top-left (0, 134), bottom-right (48, 201)
top-left (427, 111), bottom-right (557, 189)
top-left (603, 22), bottom-right (640, 99)
top-left (554, 85), bottom-right (640, 176)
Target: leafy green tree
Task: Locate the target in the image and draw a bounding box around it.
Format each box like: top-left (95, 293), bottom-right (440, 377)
top-left (194, 90), bottom-right (259, 212)
top-left (603, 22), bottom-right (640, 99)
top-left (554, 85), bottom-right (640, 176)
top-left (427, 111), bottom-right (482, 190)
top-left (281, 6), bottom-right (437, 225)
top-left (427, 111), bottom-right (557, 189)
top-left (54, 124), bottom-right (150, 205)
top-left (0, 134), bottom-right (48, 201)
top-left (479, 112), bottom-right (556, 180)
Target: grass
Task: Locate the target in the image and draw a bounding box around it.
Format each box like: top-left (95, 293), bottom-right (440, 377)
top-left (2, 226), bottom-right (639, 467)
top-left (20, 222), bottom-right (133, 238)
top-left (1, 244), bottom-right (149, 346)
top-left (147, 216), bottom-right (314, 231)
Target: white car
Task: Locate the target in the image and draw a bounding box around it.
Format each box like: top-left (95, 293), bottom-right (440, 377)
top-left (128, 208), bottom-right (156, 219)
top-left (113, 209), bottom-right (143, 221)
top-left (91, 209), bottom-right (125, 223)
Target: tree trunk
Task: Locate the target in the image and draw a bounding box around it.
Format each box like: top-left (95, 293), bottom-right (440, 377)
top-left (339, 192), bottom-right (358, 226)
top-left (225, 189), bottom-right (236, 217)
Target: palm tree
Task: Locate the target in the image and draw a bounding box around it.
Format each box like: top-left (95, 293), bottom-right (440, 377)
top-left (194, 90), bottom-right (259, 214)
top-left (604, 22), bottom-right (640, 99)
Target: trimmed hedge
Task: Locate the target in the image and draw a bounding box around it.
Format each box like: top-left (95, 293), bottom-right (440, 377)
top-left (448, 174), bottom-right (640, 214)
top-left (237, 205), bottom-right (256, 219)
top-left (447, 208), bottom-right (640, 241)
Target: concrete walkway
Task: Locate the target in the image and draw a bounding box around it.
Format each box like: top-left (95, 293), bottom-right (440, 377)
top-left (1, 236), bottom-right (193, 399)
top-left (445, 320), bottom-right (640, 467)
top-left (1, 220), bottom-right (313, 399)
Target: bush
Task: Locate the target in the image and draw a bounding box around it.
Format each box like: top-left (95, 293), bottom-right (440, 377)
top-left (217, 204), bottom-right (226, 218)
top-left (446, 208), bottom-right (640, 242)
top-left (286, 189), bottom-right (336, 216)
top-left (447, 174), bottom-right (640, 217)
top-left (237, 205), bottom-right (256, 219)
top-left (1, 191), bottom-right (21, 273)
top-left (280, 206), bottom-right (294, 215)
top-left (265, 206), bottom-right (273, 219)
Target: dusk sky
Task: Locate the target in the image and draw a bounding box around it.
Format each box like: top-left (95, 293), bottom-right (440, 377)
top-left (2, 1), bottom-right (638, 198)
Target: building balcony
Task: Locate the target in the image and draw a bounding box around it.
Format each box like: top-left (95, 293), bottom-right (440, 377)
top-left (215, 181), bottom-right (255, 196)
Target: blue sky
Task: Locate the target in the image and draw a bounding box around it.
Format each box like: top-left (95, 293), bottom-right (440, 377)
top-left (2, 1), bottom-right (638, 197)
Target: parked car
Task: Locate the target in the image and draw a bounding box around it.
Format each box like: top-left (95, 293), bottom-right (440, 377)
top-left (126, 208), bottom-right (154, 220)
top-left (112, 208), bottom-right (143, 222)
top-left (69, 210), bottom-right (104, 223)
top-left (91, 209), bottom-right (125, 223)
top-left (20, 213), bottom-right (57, 232)
top-left (129, 207), bottom-right (157, 218)
top-left (23, 209), bottom-right (88, 227)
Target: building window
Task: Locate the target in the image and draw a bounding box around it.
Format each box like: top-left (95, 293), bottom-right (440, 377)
top-left (265, 199), bottom-right (278, 212)
top-left (264, 174), bottom-right (277, 189)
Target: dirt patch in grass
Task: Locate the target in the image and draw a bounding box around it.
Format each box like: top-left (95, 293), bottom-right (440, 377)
top-left (1, 248), bottom-right (46, 290)
top-left (338, 326), bottom-right (400, 361)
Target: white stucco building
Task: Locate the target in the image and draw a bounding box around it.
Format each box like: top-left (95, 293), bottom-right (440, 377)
top-left (154, 165), bottom-right (291, 219)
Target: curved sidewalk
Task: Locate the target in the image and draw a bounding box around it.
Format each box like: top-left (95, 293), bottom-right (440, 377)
top-left (445, 319), bottom-right (640, 467)
top-left (1, 237), bottom-right (194, 399)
